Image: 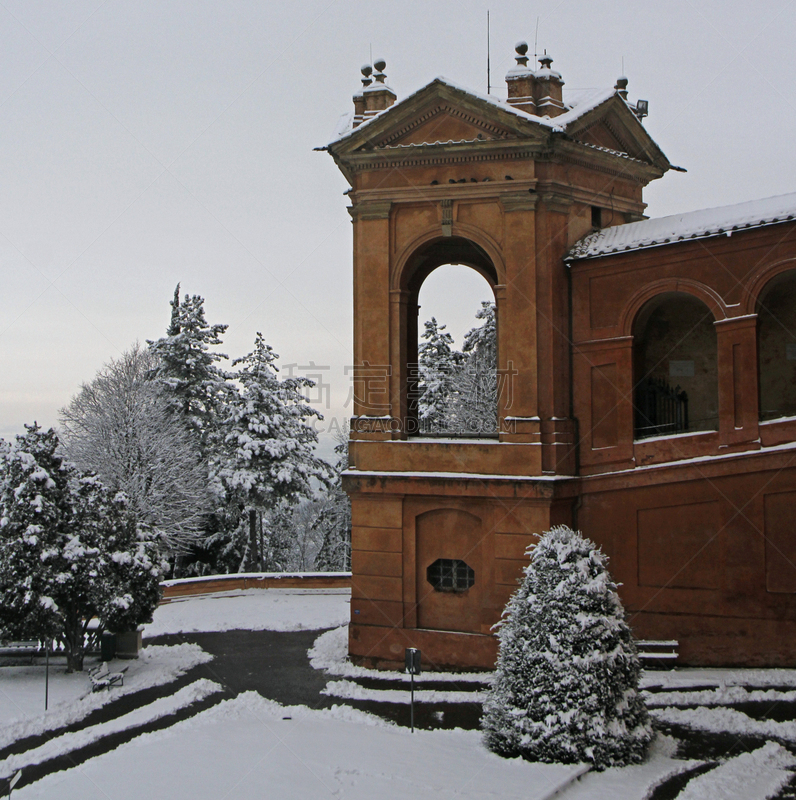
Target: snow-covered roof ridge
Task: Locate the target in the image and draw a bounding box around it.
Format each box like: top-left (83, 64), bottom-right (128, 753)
top-left (322, 76), bottom-right (618, 149)
top-left (568, 191), bottom-right (796, 261)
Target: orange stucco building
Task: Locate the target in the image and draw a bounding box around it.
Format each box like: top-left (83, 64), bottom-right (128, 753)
top-left (321, 51), bottom-right (796, 669)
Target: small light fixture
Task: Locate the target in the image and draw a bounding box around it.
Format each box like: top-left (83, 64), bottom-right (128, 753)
top-left (635, 99), bottom-right (649, 119)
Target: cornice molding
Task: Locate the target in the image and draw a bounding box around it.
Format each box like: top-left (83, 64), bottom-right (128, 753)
top-left (348, 200), bottom-right (392, 221)
top-left (500, 191), bottom-right (538, 212)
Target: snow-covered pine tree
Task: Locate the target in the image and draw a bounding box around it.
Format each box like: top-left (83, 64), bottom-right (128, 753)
top-left (147, 287), bottom-right (232, 448)
top-left (60, 344), bottom-right (211, 556)
top-left (455, 301), bottom-right (498, 433)
top-left (313, 428), bottom-right (351, 572)
top-left (417, 317), bottom-right (463, 433)
top-left (213, 333), bottom-right (331, 571)
top-left (482, 525), bottom-right (652, 768)
top-left (147, 288), bottom-right (234, 575)
top-left (0, 426), bottom-right (163, 671)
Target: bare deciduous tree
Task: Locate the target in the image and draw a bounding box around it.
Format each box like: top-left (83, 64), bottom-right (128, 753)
top-left (60, 344), bottom-right (211, 555)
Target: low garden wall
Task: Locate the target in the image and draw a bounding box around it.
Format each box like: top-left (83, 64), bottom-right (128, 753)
top-left (160, 571), bottom-right (352, 602)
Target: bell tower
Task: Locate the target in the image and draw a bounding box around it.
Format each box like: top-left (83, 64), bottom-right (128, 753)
top-left (322, 48), bottom-right (670, 669)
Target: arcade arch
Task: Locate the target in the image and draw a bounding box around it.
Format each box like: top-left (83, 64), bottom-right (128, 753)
top-left (399, 237), bottom-right (500, 437)
top-left (633, 292), bottom-right (718, 439)
top-left (757, 269), bottom-right (796, 421)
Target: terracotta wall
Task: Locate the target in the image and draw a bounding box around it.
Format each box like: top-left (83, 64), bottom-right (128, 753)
top-left (579, 455), bottom-right (796, 665)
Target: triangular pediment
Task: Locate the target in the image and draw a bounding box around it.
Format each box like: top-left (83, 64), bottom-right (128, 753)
top-left (373, 105), bottom-right (515, 148)
top-left (329, 78), bottom-right (551, 159)
top-left (562, 95), bottom-right (670, 170)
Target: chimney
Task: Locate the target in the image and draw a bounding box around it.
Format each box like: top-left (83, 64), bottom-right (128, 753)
top-left (534, 52), bottom-right (566, 117)
top-left (505, 41), bottom-right (537, 114)
top-left (352, 65), bottom-right (372, 128)
top-left (362, 59), bottom-right (396, 116)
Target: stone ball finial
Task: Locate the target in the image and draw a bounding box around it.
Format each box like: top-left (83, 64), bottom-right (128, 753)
top-left (515, 41), bottom-right (529, 67)
top-left (361, 63), bottom-right (373, 87)
top-left (373, 58), bottom-right (387, 84)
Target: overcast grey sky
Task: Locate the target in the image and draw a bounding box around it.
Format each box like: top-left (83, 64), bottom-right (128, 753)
top-left (1, 0), bottom-right (794, 454)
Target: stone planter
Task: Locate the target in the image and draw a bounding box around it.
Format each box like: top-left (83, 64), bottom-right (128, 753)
top-left (114, 628), bottom-right (142, 659)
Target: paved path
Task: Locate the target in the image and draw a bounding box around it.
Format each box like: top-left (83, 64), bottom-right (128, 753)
top-left (7, 629), bottom-right (796, 799)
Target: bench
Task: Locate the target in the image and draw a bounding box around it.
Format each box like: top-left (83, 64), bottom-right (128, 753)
top-left (88, 662), bottom-right (128, 691)
top-left (637, 640), bottom-right (678, 668)
top-left (0, 640), bottom-right (40, 664)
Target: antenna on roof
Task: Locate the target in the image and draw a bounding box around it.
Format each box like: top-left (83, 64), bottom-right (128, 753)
top-left (534, 16), bottom-right (540, 63)
top-left (487, 10), bottom-right (491, 94)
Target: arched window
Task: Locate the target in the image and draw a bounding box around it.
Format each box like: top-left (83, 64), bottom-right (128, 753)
top-left (415, 265), bottom-right (496, 436)
top-left (757, 270), bottom-right (796, 421)
top-left (633, 293), bottom-right (718, 439)
top-left (400, 237), bottom-right (499, 438)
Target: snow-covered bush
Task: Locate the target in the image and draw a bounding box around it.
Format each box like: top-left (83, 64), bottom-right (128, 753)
top-left (481, 525), bottom-right (652, 768)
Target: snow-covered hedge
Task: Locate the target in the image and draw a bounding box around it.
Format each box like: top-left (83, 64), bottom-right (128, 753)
top-left (482, 525), bottom-right (652, 769)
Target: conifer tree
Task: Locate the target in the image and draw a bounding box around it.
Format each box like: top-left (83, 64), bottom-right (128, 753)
top-left (417, 317), bottom-right (462, 433)
top-left (213, 333), bottom-right (331, 571)
top-left (313, 430), bottom-right (351, 572)
top-left (482, 525), bottom-right (652, 768)
top-left (0, 426), bottom-right (163, 671)
top-left (456, 301), bottom-right (498, 433)
top-left (147, 287), bottom-right (231, 447)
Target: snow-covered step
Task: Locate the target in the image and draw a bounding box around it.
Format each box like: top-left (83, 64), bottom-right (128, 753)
top-left (637, 639), bottom-right (678, 668)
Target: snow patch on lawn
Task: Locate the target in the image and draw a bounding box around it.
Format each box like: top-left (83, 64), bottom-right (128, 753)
top-left (0, 643), bottom-right (212, 748)
top-left (561, 734), bottom-right (702, 800)
top-left (644, 685), bottom-right (796, 708)
top-left (14, 691), bottom-right (584, 800)
top-left (309, 626), bottom-right (490, 683)
top-left (653, 705), bottom-right (796, 742)
top-left (144, 588), bottom-right (350, 637)
top-left (641, 667), bottom-right (796, 690)
top-left (321, 679), bottom-right (486, 704)
top-left (0, 678), bottom-right (222, 780)
top-left (677, 742), bottom-right (796, 800)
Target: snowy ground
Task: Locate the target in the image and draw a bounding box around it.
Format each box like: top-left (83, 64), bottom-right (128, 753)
top-left (4, 589), bottom-right (796, 799)
top-left (144, 587), bottom-right (350, 636)
top-left (0, 643), bottom-right (211, 739)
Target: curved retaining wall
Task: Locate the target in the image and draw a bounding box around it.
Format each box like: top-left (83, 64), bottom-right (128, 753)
top-left (160, 572), bottom-right (352, 602)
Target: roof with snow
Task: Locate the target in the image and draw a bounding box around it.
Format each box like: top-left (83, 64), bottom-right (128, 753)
top-left (324, 77), bottom-right (620, 148)
top-left (567, 192), bottom-right (796, 261)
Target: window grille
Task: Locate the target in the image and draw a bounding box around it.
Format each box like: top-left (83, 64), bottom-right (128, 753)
top-left (427, 558), bottom-right (475, 592)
